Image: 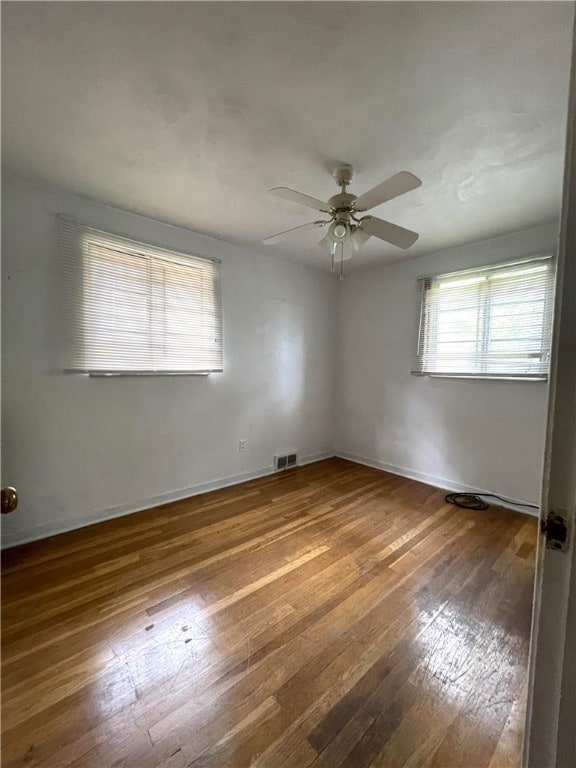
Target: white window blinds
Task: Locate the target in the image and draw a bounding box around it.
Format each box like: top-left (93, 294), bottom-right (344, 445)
top-left (60, 218), bottom-right (223, 374)
top-left (412, 255), bottom-right (555, 380)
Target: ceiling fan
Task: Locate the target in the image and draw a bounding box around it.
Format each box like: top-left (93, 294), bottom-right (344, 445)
top-left (263, 164), bottom-right (422, 278)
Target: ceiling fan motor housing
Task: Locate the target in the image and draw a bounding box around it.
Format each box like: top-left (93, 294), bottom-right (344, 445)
top-left (328, 192), bottom-right (357, 213)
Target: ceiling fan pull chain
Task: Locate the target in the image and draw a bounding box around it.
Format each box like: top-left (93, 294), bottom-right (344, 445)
top-left (331, 243), bottom-right (336, 273)
top-left (339, 244), bottom-right (345, 281)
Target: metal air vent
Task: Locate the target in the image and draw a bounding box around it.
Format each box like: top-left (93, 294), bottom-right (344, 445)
top-left (274, 453), bottom-right (298, 471)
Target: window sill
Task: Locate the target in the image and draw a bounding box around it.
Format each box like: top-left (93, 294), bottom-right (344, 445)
top-left (410, 372), bottom-right (548, 382)
top-left (64, 370), bottom-right (217, 377)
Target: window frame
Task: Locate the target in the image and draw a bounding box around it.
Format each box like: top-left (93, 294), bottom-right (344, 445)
top-left (412, 254), bottom-right (556, 381)
top-left (60, 217), bottom-right (223, 376)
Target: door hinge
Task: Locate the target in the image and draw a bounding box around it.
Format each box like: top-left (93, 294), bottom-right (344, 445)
top-left (540, 511), bottom-right (570, 552)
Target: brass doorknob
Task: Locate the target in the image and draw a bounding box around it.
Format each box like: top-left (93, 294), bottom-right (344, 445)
top-left (1, 487), bottom-right (18, 514)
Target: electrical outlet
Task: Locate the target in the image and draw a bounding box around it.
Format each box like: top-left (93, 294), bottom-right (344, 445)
top-left (239, 439), bottom-right (247, 453)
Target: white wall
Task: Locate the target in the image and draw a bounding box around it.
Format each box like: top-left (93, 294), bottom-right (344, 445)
top-left (1, 176), bottom-right (558, 548)
top-left (336, 223), bottom-right (558, 507)
top-left (1, 177), bottom-right (337, 547)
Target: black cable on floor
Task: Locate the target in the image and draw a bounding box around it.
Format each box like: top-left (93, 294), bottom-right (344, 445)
top-left (445, 492), bottom-right (539, 511)
top-left (480, 493), bottom-right (539, 509)
top-left (445, 493), bottom-right (488, 510)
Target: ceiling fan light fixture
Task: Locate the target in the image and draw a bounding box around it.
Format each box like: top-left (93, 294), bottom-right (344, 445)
top-left (351, 226), bottom-right (371, 251)
top-left (328, 220), bottom-right (349, 243)
top-left (318, 232), bottom-right (333, 252)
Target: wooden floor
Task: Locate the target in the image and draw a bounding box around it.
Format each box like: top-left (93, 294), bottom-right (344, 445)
top-left (1, 458), bottom-right (537, 768)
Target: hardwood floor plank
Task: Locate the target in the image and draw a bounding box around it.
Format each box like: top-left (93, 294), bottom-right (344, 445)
top-left (1, 459), bottom-right (536, 768)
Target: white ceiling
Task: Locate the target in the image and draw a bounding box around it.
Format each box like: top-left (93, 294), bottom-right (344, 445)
top-left (1, 2), bottom-right (573, 272)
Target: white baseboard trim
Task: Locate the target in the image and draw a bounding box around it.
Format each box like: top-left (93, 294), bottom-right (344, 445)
top-left (297, 451), bottom-right (336, 468)
top-left (1, 450), bottom-right (336, 549)
top-left (337, 451), bottom-right (540, 518)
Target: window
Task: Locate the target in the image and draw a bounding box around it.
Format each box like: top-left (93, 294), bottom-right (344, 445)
top-left (60, 218), bottom-right (223, 374)
top-left (412, 256), bottom-right (555, 380)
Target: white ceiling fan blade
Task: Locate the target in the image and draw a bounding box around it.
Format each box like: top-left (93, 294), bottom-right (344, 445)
top-left (269, 187), bottom-right (331, 213)
top-left (361, 216), bottom-right (419, 249)
top-left (262, 220), bottom-right (327, 245)
top-left (354, 172), bottom-right (422, 212)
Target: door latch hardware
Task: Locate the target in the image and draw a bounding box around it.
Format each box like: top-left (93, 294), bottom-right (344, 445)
top-left (540, 511), bottom-right (570, 552)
